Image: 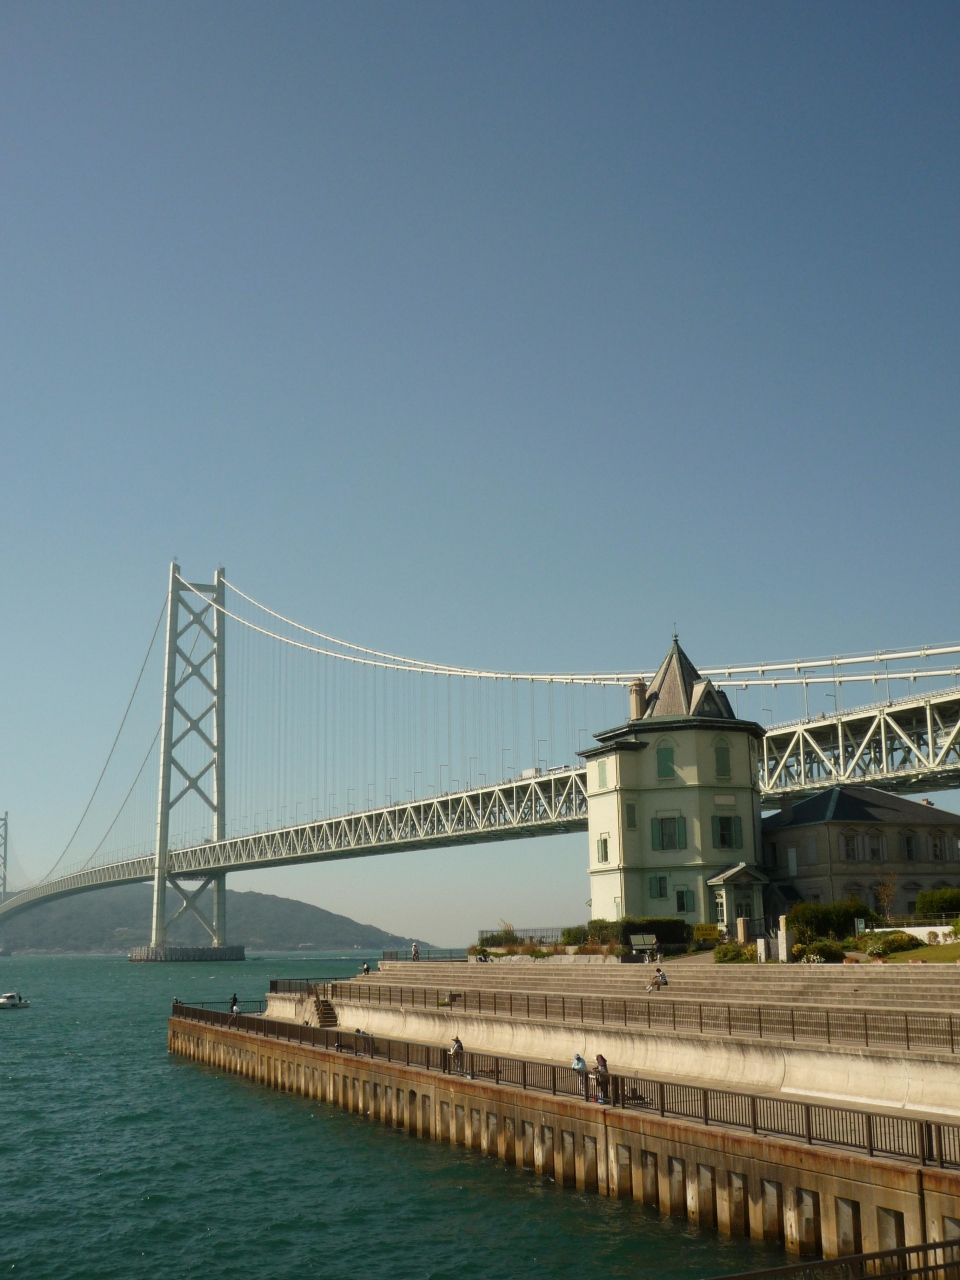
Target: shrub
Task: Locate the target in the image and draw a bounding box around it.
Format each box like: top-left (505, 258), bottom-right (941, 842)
top-left (915, 888), bottom-right (960, 917)
top-left (561, 925), bottom-right (589, 946)
top-left (478, 930), bottom-right (519, 947)
top-left (715, 942), bottom-right (757, 964)
top-left (804, 940), bottom-right (846, 964)
top-left (787, 899), bottom-right (877, 944)
top-left (863, 930), bottom-right (922, 958)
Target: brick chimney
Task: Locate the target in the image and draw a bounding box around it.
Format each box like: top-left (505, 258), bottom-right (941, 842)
top-left (629, 678), bottom-right (647, 720)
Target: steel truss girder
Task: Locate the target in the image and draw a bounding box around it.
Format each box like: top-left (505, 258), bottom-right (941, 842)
top-left (761, 685), bottom-right (960, 797)
top-left (166, 770), bottom-right (590, 876)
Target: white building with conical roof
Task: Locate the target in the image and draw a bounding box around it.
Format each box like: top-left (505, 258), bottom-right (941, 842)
top-left (580, 638), bottom-right (767, 928)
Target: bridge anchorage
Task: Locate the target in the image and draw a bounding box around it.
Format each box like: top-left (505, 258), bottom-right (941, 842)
top-left (3, 559), bottom-right (960, 949)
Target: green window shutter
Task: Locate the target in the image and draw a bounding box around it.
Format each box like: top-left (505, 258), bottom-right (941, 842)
top-left (711, 815), bottom-right (721, 849)
top-left (733, 816), bottom-right (743, 850)
top-left (651, 818), bottom-right (662, 851)
top-left (648, 876), bottom-right (658, 898)
top-left (657, 747), bottom-right (674, 779)
top-left (677, 815), bottom-right (687, 849)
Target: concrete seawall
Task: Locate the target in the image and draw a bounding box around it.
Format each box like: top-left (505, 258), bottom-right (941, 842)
top-left (266, 991), bottom-right (960, 1118)
top-left (170, 1013), bottom-right (960, 1261)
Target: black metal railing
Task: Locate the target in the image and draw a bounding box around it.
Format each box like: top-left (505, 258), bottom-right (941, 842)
top-left (170, 1001), bottom-right (960, 1169)
top-left (705, 1239), bottom-right (960, 1280)
top-left (380, 949), bottom-right (469, 962)
top-left (322, 980), bottom-right (960, 1055)
top-left (183, 999), bottom-right (267, 1013)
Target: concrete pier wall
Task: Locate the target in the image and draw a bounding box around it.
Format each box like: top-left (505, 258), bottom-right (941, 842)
top-left (169, 1015), bottom-right (960, 1261)
top-left (265, 991), bottom-right (960, 1118)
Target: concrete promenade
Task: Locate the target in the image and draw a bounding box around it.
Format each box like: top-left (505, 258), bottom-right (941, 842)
top-left (168, 1006), bottom-right (960, 1262)
top-left (265, 963), bottom-right (960, 1118)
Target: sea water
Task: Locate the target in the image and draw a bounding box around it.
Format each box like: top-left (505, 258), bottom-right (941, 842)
top-left (0, 954), bottom-right (781, 1280)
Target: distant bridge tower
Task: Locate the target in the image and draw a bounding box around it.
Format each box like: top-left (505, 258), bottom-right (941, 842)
top-left (149, 562), bottom-right (228, 954)
top-left (0, 811), bottom-right (8, 952)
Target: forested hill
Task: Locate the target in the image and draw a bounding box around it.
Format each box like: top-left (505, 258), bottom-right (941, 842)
top-left (1, 884), bottom-right (432, 953)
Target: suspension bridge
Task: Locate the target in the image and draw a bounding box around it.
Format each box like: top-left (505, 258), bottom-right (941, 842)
top-left (3, 563), bottom-right (960, 953)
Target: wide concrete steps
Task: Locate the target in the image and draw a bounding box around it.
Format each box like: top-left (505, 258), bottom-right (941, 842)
top-left (369, 961), bottom-right (960, 1013)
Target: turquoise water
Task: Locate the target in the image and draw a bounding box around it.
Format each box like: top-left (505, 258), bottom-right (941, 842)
top-left (0, 954), bottom-right (781, 1280)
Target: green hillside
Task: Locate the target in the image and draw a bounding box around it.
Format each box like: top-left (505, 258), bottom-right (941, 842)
top-left (0, 883), bottom-right (432, 953)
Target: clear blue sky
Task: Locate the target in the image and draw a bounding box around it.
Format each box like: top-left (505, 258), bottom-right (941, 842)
top-left (2, 3), bottom-right (959, 944)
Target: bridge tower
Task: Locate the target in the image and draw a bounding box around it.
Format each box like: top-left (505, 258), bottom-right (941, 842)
top-left (0, 812), bottom-right (8, 953)
top-left (149, 562), bottom-right (228, 955)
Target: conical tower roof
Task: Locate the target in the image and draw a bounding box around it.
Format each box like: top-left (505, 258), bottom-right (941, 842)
top-left (642, 636), bottom-right (735, 720)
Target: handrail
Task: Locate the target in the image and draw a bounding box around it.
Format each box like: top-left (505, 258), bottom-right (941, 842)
top-left (170, 1000), bottom-right (960, 1169)
top-left (704, 1238), bottom-right (960, 1279)
top-left (313, 979), bottom-right (960, 1056)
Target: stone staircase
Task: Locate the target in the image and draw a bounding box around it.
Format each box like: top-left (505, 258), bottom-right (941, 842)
top-left (363, 960), bottom-right (960, 1013)
top-left (314, 993), bottom-right (339, 1027)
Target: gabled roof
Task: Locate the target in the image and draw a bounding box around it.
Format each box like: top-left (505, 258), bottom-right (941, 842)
top-left (642, 637), bottom-right (736, 720)
top-left (762, 785), bottom-right (960, 831)
top-left (706, 862), bottom-right (769, 886)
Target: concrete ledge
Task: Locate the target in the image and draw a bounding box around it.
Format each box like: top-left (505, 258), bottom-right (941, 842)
top-left (324, 999), bottom-right (960, 1119)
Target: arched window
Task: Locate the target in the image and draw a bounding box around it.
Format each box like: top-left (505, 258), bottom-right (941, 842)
top-left (714, 738), bottom-right (731, 780)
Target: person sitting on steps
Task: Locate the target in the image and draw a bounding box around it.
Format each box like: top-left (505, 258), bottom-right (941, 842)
top-left (646, 967), bottom-right (668, 993)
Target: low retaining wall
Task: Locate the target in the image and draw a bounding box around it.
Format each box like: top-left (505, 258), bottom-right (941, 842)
top-left (169, 1012), bottom-right (960, 1261)
top-left (265, 991), bottom-right (960, 1119)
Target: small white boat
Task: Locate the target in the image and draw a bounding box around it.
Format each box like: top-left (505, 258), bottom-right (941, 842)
top-left (0, 992), bottom-right (29, 1009)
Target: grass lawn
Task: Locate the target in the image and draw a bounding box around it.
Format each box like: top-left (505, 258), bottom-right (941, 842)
top-left (883, 939), bottom-right (960, 964)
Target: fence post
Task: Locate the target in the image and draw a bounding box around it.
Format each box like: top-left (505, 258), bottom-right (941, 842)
top-left (935, 1124), bottom-right (944, 1169)
top-left (495, 1058), bottom-right (501, 1086)
top-left (917, 1120), bottom-right (926, 1166)
top-left (699, 1004), bottom-right (703, 1034)
top-left (865, 1113), bottom-right (874, 1157)
top-left (826, 1009), bottom-right (831, 1044)
top-left (551, 1066), bottom-right (557, 1096)
top-left (750, 1095), bottom-right (758, 1134)
top-left (658, 1081), bottom-right (665, 1117)
top-left (726, 1005), bottom-right (731, 1037)
top-left (521, 1061), bottom-right (527, 1091)
top-left (951, 1016), bottom-right (956, 1055)
top-left (790, 1008), bottom-right (796, 1041)
top-left (804, 1105), bottom-right (813, 1145)
top-left (904, 1013), bottom-right (910, 1051)
top-left (702, 1089), bottom-right (709, 1125)
top-left (405, 1041), bottom-right (410, 1066)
